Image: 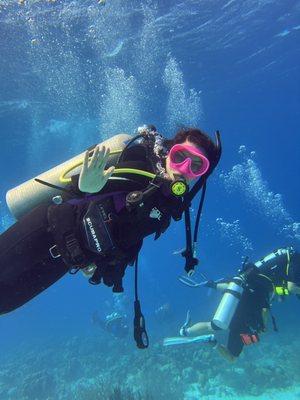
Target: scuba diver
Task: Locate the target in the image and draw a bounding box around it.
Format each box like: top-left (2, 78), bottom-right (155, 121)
top-left (92, 311), bottom-right (129, 339)
top-left (92, 292), bottom-right (129, 339)
top-left (164, 247), bottom-right (300, 360)
top-left (0, 125), bottom-right (221, 347)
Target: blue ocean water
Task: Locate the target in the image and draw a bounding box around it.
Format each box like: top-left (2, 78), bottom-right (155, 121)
top-left (0, 1), bottom-right (299, 399)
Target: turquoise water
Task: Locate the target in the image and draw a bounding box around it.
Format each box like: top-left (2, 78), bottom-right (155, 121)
top-left (0, 1), bottom-right (299, 399)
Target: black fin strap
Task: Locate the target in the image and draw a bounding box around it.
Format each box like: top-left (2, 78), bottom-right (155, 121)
top-left (133, 257), bottom-right (149, 349)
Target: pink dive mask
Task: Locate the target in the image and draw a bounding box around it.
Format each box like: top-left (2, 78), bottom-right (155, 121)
top-left (168, 143), bottom-right (210, 179)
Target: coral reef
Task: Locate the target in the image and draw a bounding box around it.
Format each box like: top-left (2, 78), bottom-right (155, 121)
top-left (0, 331), bottom-right (300, 400)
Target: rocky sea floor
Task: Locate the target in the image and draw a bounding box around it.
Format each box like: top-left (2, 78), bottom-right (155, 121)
top-left (0, 331), bottom-right (300, 400)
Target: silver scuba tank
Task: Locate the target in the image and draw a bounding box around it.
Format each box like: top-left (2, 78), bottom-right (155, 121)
top-left (212, 276), bottom-right (245, 330)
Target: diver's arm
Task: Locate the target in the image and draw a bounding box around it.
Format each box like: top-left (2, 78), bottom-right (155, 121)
top-left (204, 280), bottom-right (229, 291)
top-left (78, 145), bottom-right (115, 193)
top-left (215, 282), bottom-right (229, 291)
top-left (287, 281), bottom-right (300, 295)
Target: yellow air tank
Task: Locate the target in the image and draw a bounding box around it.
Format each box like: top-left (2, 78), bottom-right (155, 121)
top-left (6, 133), bottom-right (132, 220)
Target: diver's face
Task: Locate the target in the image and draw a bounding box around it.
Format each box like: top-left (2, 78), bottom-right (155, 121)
top-left (165, 139), bottom-right (208, 183)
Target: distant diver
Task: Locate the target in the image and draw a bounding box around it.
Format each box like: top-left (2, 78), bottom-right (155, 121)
top-left (164, 247), bottom-right (300, 360)
top-left (92, 292), bottom-right (129, 339)
top-left (1, 125), bottom-right (221, 348)
top-left (92, 311), bottom-right (129, 339)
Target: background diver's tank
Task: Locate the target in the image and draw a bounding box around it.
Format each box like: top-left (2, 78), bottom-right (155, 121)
top-left (212, 276), bottom-right (245, 330)
top-left (6, 133), bottom-right (132, 220)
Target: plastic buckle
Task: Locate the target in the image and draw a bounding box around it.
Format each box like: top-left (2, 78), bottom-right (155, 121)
top-left (49, 245), bottom-right (61, 259)
top-left (65, 234), bottom-right (86, 265)
top-left (65, 235), bottom-right (78, 250)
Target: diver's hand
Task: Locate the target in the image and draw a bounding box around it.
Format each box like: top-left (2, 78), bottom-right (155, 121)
top-left (180, 310), bottom-right (191, 337)
top-left (205, 280), bottom-right (217, 289)
top-left (78, 145), bottom-right (115, 193)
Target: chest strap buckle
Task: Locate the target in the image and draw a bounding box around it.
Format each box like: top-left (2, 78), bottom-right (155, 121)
top-left (65, 233), bottom-right (87, 266)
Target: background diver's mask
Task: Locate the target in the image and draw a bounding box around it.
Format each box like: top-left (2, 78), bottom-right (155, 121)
top-left (136, 124), bottom-right (157, 135)
top-left (168, 143), bottom-right (210, 179)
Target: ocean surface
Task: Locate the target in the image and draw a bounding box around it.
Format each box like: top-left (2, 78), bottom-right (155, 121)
top-left (0, 1), bottom-right (299, 399)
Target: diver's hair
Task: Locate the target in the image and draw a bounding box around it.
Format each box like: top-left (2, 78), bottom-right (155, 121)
top-left (165, 127), bottom-right (219, 166)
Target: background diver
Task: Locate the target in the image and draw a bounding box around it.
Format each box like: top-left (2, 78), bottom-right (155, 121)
top-left (164, 246), bottom-right (300, 361)
top-left (92, 292), bottom-right (130, 339)
top-left (92, 311), bottom-right (129, 339)
top-left (0, 125), bottom-right (221, 347)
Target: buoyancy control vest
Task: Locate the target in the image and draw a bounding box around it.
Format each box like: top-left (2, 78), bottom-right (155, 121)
top-left (44, 132), bottom-right (183, 291)
top-left (220, 266), bottom-right (274, 338)
top-left (254, 247), bottom-right (296, 296)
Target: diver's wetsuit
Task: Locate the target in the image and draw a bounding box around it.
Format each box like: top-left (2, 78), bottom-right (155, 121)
top-left (226, 273), bottom-right (273, 357)
top-left (256, 247), bottom-right (300, 287)
top-left (0, 203), bottom-right (69, 314)
top-left (0, 139), bottom-right (182, 314)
